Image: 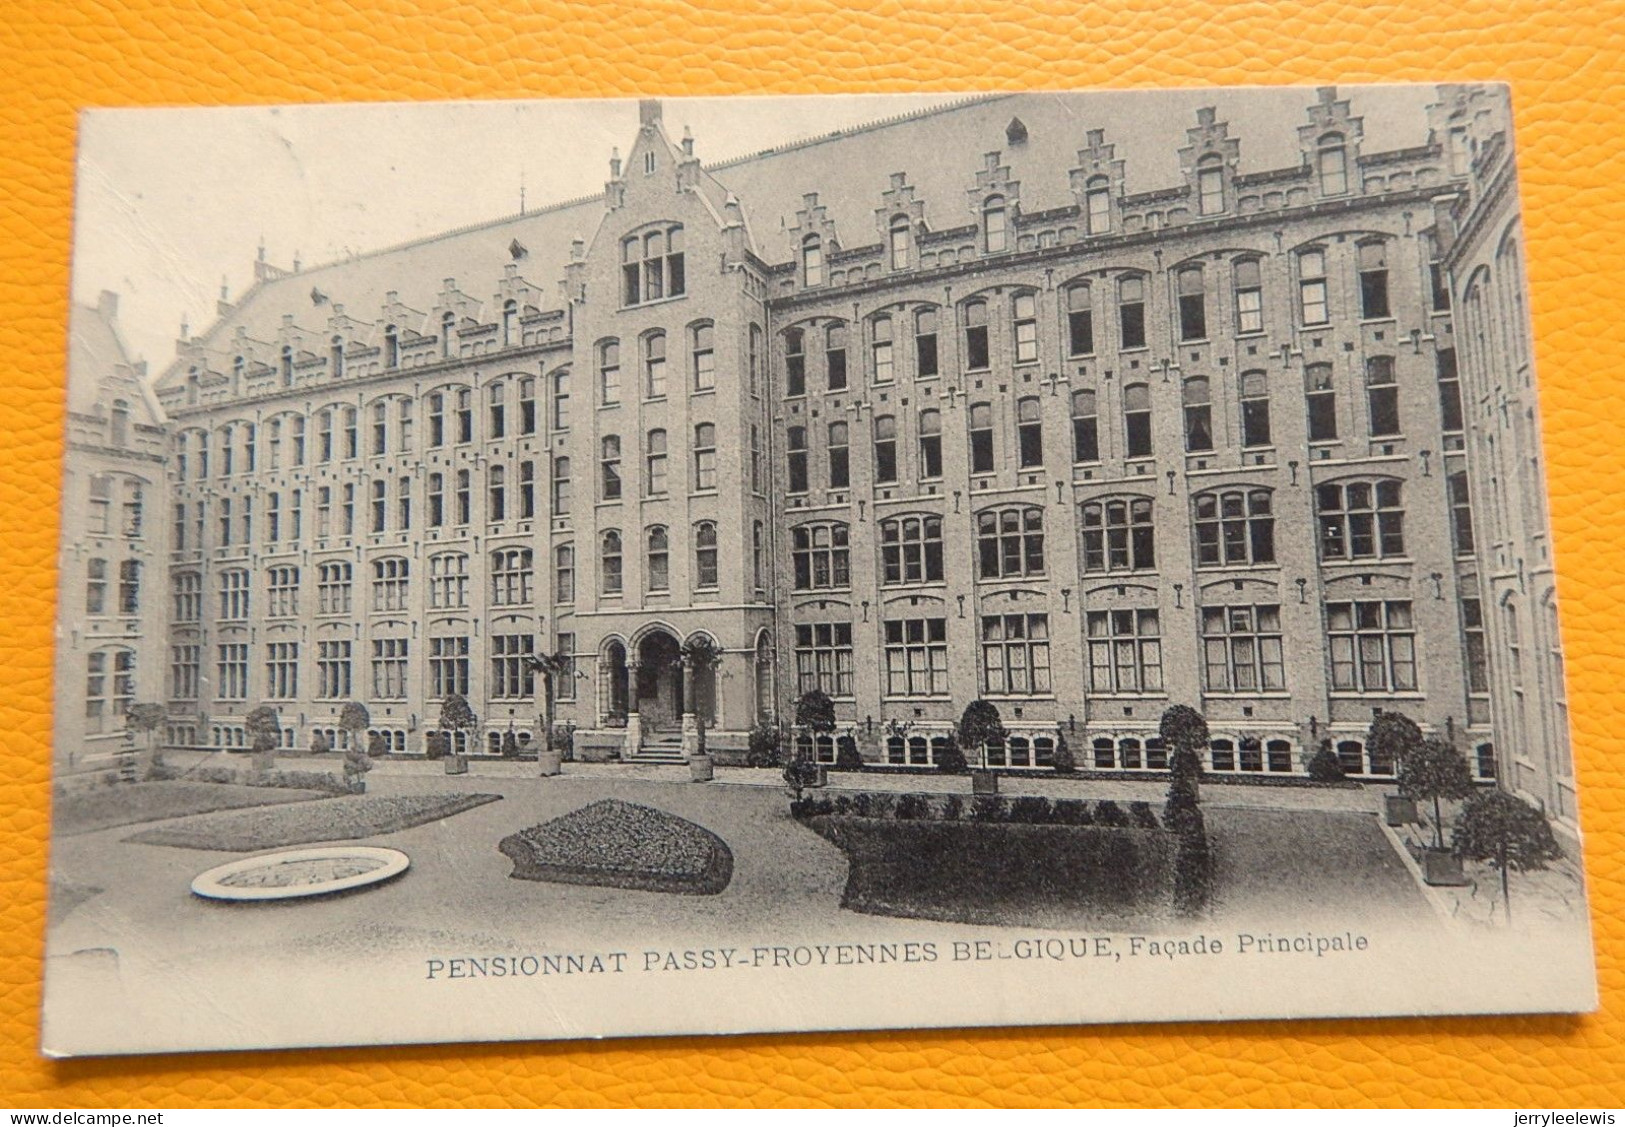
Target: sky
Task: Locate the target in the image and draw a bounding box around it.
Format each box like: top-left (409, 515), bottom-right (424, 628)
top-left (72, 86), bottom-right (1442, 375)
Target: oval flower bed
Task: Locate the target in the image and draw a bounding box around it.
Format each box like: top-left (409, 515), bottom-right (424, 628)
top-left (793, 792), bottom-right (1202, 928)
top-left (499, 799), bottom-right (733, 896)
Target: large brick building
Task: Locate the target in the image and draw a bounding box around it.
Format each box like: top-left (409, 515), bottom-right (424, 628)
top-left (59, 85), bottom-right (1570, 839)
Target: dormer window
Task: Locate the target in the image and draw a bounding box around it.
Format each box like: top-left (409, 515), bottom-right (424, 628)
top-left (1317, 132), bottom-right (1349, 195)
top-left (983, 195), bottom-right (1008, 253)
top-left (502, 300), bottom-right (517, 347)
top-left (330, 336), bottom-right (345, 378)
top-left (889, 215), bottom-right (910, 270)
top-left (621, 224), bottom-right (685, 306)
top-left (384, 325), bottom-right (400, 369)
top-left (441, 312), bottom-right (455, 358)
top-left (1085, 176), bottom-right (1111, 235)
top-left (1197, 156), bottom-right (1224, 216)
top-left (280, 345), bottom-right (293, 384)
top-left (109, 401), bottom-right (129, 448)
top-left (802, 235), bottom-right (825, 288)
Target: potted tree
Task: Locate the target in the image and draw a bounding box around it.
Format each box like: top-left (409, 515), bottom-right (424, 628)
top-left (342, 737), bottom-right (373, 794)
top-left (339, 701), bottom-right (370, 764)
top-left (956, 700), bottom-right (1004, 794)
top-left (1368, 711), bottom-right (1424, 825)
top-left (1307, 737), bottom-right (1345, 782)
top-left (245, 704), bottom-right (281, 777)
top-left (680, 634), bottom-right (724, 782)
top-left (524, 646), bottom-right (574, 777)
top-left (125, 702), bottom-right (166, 779)
top-left (793, 688), bottom-right (837, 788)
top-left (439, 692), bottom-right (477, 776)
top-left (1397, 737), bottom-right (1475, 885)
top-left (1454, 788), bottom-right (1564, 924)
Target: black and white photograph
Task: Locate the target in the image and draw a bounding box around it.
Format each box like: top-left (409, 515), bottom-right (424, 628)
top-left (46, 83), bottom-right (1597, 1057)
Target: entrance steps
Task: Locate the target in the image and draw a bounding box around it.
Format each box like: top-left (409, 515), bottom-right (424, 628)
top-left (630, 733), bottom-right (686, 765)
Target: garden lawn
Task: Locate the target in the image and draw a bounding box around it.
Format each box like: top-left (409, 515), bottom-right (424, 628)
top-left (54, 781), bottom-right (328, 836)
top-left (123, 792), bottom-right (503, 851)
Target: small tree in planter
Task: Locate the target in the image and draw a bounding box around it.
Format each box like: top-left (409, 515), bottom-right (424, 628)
top-left (1160, 704), bottom-right (1209, 817)
top-left (1307, 738), bottom-right (1345, 782)
top-left (1454, 788), bottom-right (1564, 924)
top-left (342, 739), bottom-right (373, 793)
top-left (125, 702), bottom-right (166, 775)
top-left (1399, 737), bottom-right (1476, 851)
top-left (524, 645), bottom-right (575, 775)
top-left (792, 688), bottom-right (837, 786)
top-left (339, 702), bottom-right (370, 760)
top-left (954, 700), bottom-right (1004, 787)
top-left (679, 635), bottom-right (725, 773)
top-left (1368, 710), bottom-right (1425, 824)
top-left (1052, 729), bottom-right (1076, 775)
top-left (244, 705), bottom-right (282, 774)
top-left (438, 693), bottom-right (478, 775)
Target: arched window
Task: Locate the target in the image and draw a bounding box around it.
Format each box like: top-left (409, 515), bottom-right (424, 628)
top-left (599, 435), bottom-right (621, 501)
top-left (691, 322), bottom-right (715, 391)
top-left (621, 225), bottom-right (685, 305)
top-left (1071, 389), bottom-right (1099, 463)
top-left (784, 327), bottom-right (806, 396)
top-left (802, 235), bottom-right (824, 287)
top-left (880, 515), bottom-right (943, 584)
top-left (825, 323), bottom-right (848, 390)
top-left (977, 505), bottom-right (1044, 579)
top-left (646, 428), bottom-right (668, 495)
top-left (1194, 488), bottom-right (1275, 565)
top-left (1123, 382), bottom-right (1152, 457)
top-left (1240, 370), bottom-right (1271, 447)
top-left (1233, 258), bottom-right (1263, 335)
top-left (1305, 363), bottom-right (1337, 441)
top-left (441, 311), bottom-right (456, 358)
top-left (1012, 292), bottom-right (1038, 363)
top-left (1118, 276), bottom-right (1146, 349)
top-left (889, 214), bottom-right (910, 270)
top-left (914, 308), bottom-right (939, 377)
top-left (384, 325), bottom-right (399, 369)
top-left (1182, 377), bottom-right (1213, 452)
top-left (1318, 132), bottom-right (1348, 195)
top-left (871, 315), bottom-right (894, 383)
top-left (1016, 396), bottom-right (1043, 467)
top-left (600, 531), bottom-right (623, 594)
top-left (791, 522), bottom-right (850, 591)
top-left (646, 526), bottom-right (670, 591)
top-left (1081, 497), bottom-right (1154, 572)
top-left (917, 409), bottom-right (942, 478)
top-left (828, 422), bottom-right (850, 488)
top-left (502, 299), bottom-right (517, 347)
top-left (643, 331), bottom-right (667, 399)
top-left (1085, 175), bottom-right (1111, 234)
top-left (982, 195), bottom-right (1008, 253)
top-left (485, 381), bottom-right (504, 438)
top-left (1197, 155), bottom-right (1224, 215)
top-left (963, 300), bottom-right (990, 370)
top-left (1298, 249), bottom-right (1329, 325)
top-left (694, 423), bottom-right (716, 490)
top-left (1316, 479), bottom-right (1404, 559)
top-left (1359, 240), bottom-right (1391, 319)
top-left (873, 415), bottom-right (898, 484)
top-left (694, 521), bottom-right (719, 589)
top-left (786, 426), bottom-right (808, 493)
top-left (969, 401), bottom-right (994, 473)
top-left (551, 456), bottom-right (571, 515)
top-left (1066, 283), bottom-right (1094, 356)
top-left (489, 547), bottom-right (533, 606)
top-left (1366, 355), bottom-right (1400, 436)
top-left (1178, 265), bottom-right (1207, 340)
top-left (554, 544), bottom-right (575, 603)
top-left (598, 340), bottom-right (621, 406)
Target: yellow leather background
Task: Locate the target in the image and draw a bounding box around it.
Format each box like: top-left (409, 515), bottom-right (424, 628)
top-left (3, 0), bottom-right (1622, 1107)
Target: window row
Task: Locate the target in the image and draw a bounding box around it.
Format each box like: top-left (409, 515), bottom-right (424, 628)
top-left (573, 520), bottom-right (767, 598)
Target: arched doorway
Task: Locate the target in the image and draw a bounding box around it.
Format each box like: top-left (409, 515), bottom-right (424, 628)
top-left (635, 630), bottom-right (684, 733)
top-left (601, 640), bottom-right (631, 723)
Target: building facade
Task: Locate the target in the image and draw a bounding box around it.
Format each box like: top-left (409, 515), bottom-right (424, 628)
top-left (66, 86), bottom-right (1563, 815)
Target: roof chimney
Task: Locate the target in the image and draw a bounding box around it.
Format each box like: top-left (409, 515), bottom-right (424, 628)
top-left (639, 99), bottom-right (662, 128)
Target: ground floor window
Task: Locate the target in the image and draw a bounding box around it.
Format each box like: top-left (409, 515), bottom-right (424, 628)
top-left (984, 733), bottom-right (1056, 769)
top-left (796, 622), bottom-right (854, 698)
top-left (1475, 740), bottom-right (1496, 780)
top-left (796, 732), bottom-right (836, 764)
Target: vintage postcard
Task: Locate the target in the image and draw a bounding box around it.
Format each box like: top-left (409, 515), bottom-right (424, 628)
top-left (45, 83), bottom-right (1596, 1057)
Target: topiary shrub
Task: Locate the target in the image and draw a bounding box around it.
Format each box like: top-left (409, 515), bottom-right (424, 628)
top-left (940, 795), bottom-right (964, 822)
top-left (1172, 806), bottom-right (1212, 916)
top-left (1307, 739), bottom-right (1345, 782)
top-left (1051, 799), bottom-right (1094, 826)
top-left (1129, 801), bottom-right (1160, 830)
top-left (1052, 732), bottom-right (1076, 775)
top-left (367, 731), bottom-right (388, 758)
top-left (970, 795), bottom-right (1005, 823)
top-left (425, 731), bottom-right (449, 759)
top-left (1009, 796), bottom-right (1053, 825)
top-left (835, 735), bottom-right (864, 771)
top-left (747, 723), bottom-right (783, 768)
top-left (894, 794), bottom-right (930, 821)
top-left (1094, 799), bottom-right (1129, 827)
top-left (935, 739), bottom-right (968, 775)
top-left (954, 700), bottom-right (1006, 774)
top-left (309, 731), bottom-right (331, 755)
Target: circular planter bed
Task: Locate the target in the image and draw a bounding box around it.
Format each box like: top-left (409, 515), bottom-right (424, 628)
top-left (499, 799), bottom-right (733, 895)
top-left (190, 845), bottom-right (410, 902)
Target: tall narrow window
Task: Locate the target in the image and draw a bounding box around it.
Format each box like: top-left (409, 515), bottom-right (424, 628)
top-left (331, 336), bottom-right (344, 377)
top-left (519, 460), bottom-right (535, 518)
top-left (600, 435), bottom-right (622, 501)
top-left (280, 345), bottom-right (293, 384)
top-left (969, 402), bottom-right (994, 474)
top-left (488, 382), bottom-right (505, 439)
top-left (371, 401), bottom-right (387, 455)
top-left (456, 388), bottom-right (472, 443)
top-left (787, 426), bottom-right (808, 493)
top-left (871, 316), bottom-right (894, 383)
top-left (1317, 132), bottom-right (1348, 195)
top-left (750, 425), bottom-right (762, 492)
top-left (691, 322), bottom-right (715, 392)
top-left (371, 480), bottom-right (386, 532)
top-left (551, 370), bottom-right (570, 430)
top-left (1016, 397), bottom-right (1043, 467)
top-left (643, 230), bottom-right (666, 301)
top-left (554, 544), bottom-right (575, 603)
top-left (1305, 363), bottom-right (1338, 441)
top-left (914, 309), bottom-right (938, 377)
top-left (551, 457), bottom-right (570, 516)
top-left (455, 470), bottom-right (471, 525)
top-left (1428, 238), bottom-right (1451, 311)
top-left (1299, 250), bottom-right (1329, 325)
top-left (599, 340), bottom-right (621, 406)
top-left (1118, 276), bottom-right (1146, 349)
top-left (825, 323), bottom-right (848, 391)
top-left (873, 415), bottom-right (898, 484)
top-left (1240, 370), bottom-right (1271, 447)
top-left (502, 299), bottom-right (517, 347)
top-left (918, 410), bottom-right (942, 479)
top-left (1197, 155), bottom-right (1224, 215)
top-left (694, 522), bottom-right (719, 589)
top-left (645, 428), bottom-right (667, 495)
top-left (1085, 175), bottom-right (1111, 234)
top-left (428, 393), bottom-right (445, 447)
top-left (1437, 348), bottom-right (1463, 432)
top-left (643, 332), bottom-right (667, 399)
top-left (1012, 292), bottom-right (1038, 363)
top-left (889, 214), bottom-right (909, 270)
top-left (983, 195), bottom-right (1007, 253)
top-left (519, 376), bottom-right (536, 434)
top-left (441, 311), bottom-right (456, 358)
top-left (802, 235), bottom-right (824, 287)
top-left (427, 473), bottom-right (444, 527)
top-left (1449, 470), bottom-right (1475, 554)
top-left (1366, 355), bottom-right (1400, 437)
top-left (601, 531), bottom-right (623, 594)
top-left (785, 328), bottom-right (806, 397)
top-left (1182, 377), bottom-right (1213, 452)
top-left (1066, 284), bottom-right (1094, 355)
top-left (964, 301), bottom-right (989, 370)
top-left (694, 423), bottom-right (716, 491)
top-left (1359, 241), bottom-right (1390, 319)
top-left (1071, 389), bottom-right (1099, 462)
top-left (1177, 266), bottom-right (1207, 340)
top-left (646, 526), bottom-right (670, 591)
top-left (828, 422), bottom-right (850, 488)
top-left (748, 323), bottom-right (763, 395)
top-left (1124, 382), bottom-right (1152, 457)
top-left (384, 325), bottom-right (399, 369)
top-left (1233, 258), bottom-right (1263, 334)
top-left (753, 522), bottom-right (765, 591)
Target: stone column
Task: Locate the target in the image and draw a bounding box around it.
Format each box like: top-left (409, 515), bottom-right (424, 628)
top-left (680, 656), bottom-right (698, 757)
top-left (622, 660), bottom-right (642, 759)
